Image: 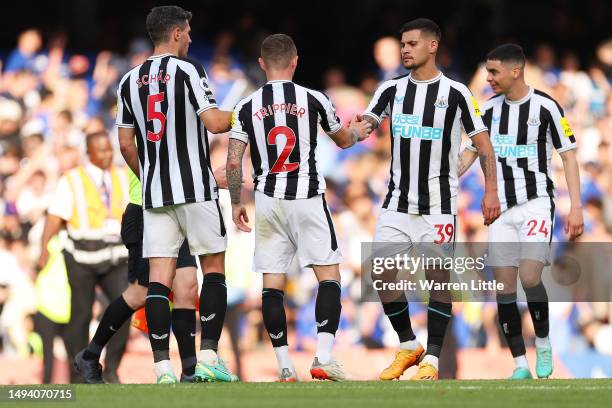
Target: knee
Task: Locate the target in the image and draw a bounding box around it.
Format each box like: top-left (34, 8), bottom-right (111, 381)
top-left (123, 284), bottom-right (147, 309)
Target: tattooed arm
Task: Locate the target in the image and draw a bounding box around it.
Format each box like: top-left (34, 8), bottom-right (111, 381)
top-left (226, 138), bottom-right (251, 232)
top-left (470, 131), bottom-right (501, 225)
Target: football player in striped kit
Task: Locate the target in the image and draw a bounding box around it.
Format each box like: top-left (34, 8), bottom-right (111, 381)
top-left (227, 34), bottom-right (371, 382)
top-left (458, 43), bottom-right (584, 379)
top-left (355, 18), bottom-right (501, 380)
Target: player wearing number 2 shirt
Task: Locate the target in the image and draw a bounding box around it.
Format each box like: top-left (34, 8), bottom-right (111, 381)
top-left (458, 44), bottom-right (583, 381)
top-left (117, 6), bottom-right (237, 384)
top-left (227, 34), bottom-right (371, 382)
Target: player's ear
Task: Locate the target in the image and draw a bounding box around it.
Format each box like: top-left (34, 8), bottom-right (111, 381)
top-left (290, 55), bottom-right (298, 69)
top-left (430, 39), bottom-right (439, 54)
top-left (173, 26), bottom-right (182, 42)
top-left (258, 57), bottom-right (266, 72)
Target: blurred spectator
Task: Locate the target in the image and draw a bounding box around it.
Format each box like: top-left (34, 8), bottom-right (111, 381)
top-left (373, 37), bottom-right (408, 81)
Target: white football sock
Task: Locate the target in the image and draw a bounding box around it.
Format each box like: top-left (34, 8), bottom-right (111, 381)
top-left (274, 345), bottom-right (294, 372)
top-left (535, 336), bottom-right (551, 349)
top-left (514, 355), bottom-right (529, 369)
top-left (399, 339), bottom-right (421, 350)
top-left (199, 349), bottom-right (218, 365)
top-left (422, 354), bottom-right (439, 370)
top-left (315, 332), bottom-right (335, 364)
top-left (154, 359), bottom-right (174, 378)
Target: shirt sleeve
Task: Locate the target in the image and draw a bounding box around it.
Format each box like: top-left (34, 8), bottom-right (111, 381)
top-left (229, 101), bottom-right (249, 144)
top-left (457, 86), bottom-right (488, 137)
top-left (47, 176), bottom-right (74, 221)
top-left (547, 101), bottom-right (577, 152)
top-left (317, 93), bottom-right (342, 134)
top-left (115, 77), bottom-right (135, 128)
top-left (465, 106), bottom-right (493, 152)
top-left (363, 80), bottom-right (395, 125)
top-left (183, 60), bottom-right (218, 115)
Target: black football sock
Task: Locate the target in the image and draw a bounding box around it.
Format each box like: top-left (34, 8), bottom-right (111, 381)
top-left (381, 293), bottom-right (416, 342)
top-left (315, 280), bottom-right (341, 335)
top-left (83, 295), bottom-right (135, 361)
top-left (525, 281), bottom-right (549, 338)
top-left (146, 282), bottom-right (172, 362)
top-left (199, 273), bottom-right (227, 351)
top-left (172, 308), bottom-right (197, 376)
top-left (426, 301), bottom-right (452, 357)
top-left (497, 292), bottom-right (526, 357)
top-left (262, 288), bottom-right (288, 347)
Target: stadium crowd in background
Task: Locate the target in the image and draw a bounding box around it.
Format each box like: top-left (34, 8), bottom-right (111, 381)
top-left (0, 25), bottom-right (611, 382)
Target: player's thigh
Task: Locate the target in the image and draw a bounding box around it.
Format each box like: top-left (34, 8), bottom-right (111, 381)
top-left (487, 209), bottom-right (521, 268)
top-left (143, 206), bottom-right (184, 258)
top-left (415, 214), bottom-right (456, 260)
top-left (254, 192), bottom-right (295, 274)
top-left (372, 208), bottom-right (413, 262)
top-left (518, 197), bottom-right (553, 266)
top-left (290, 195), bottom-right (342, 270)
top-left (176, 201), bottom-right (228, 257)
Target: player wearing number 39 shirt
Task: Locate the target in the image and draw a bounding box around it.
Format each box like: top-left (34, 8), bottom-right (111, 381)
top-left (458, 44), bottom-right (584, 380)
top-left (116, 6), bottom-right (237, 384)
top-left (227, 34), bottom-right (371, 382)
top-left (354, 19), bottom-right (500, 381)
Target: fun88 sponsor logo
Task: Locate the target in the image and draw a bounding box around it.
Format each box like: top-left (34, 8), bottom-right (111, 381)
top-left (493, 134), bottom-right (537, 158)
top-left (392, 114), bottom-right (443, 140)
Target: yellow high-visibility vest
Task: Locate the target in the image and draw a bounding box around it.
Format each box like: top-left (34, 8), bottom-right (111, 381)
top-left (35, 236), bottom-right (70, 324)
top-left (63, 165), bottom-right (129, 264)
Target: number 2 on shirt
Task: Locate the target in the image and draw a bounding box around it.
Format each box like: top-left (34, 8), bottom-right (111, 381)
top-left (268, 126), bottom-right (299, 173)
top-left (147, 92), bottom-right (166, 142)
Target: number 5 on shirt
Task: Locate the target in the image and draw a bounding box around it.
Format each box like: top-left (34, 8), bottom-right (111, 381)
top-left (147, 92), bottom-right (166, 142)
top-left (268, 125), bottom-right (299, 173)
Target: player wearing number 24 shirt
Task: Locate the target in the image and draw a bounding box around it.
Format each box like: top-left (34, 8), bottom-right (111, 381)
top-left (353, 18), bottom-right (501, 381)
top-left (458, 43), bottom-right (584, 381)
top-left (226, 34), bottom-right (371, 382)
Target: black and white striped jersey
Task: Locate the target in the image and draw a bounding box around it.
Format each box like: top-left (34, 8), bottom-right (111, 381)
top-left (115, 53), bottom-right (219, 209)
top-left (365, 72), bottom-right (487, 215)
top-left (230, 80), bottom-right (342, 200)
top-left (466, 88), bottom-right (577, 211)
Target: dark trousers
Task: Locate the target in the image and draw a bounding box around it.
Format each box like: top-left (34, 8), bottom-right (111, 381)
top-left (63, 251), bottom-right (129, 383)
top-left (34, 312), bottom-right (67, 384)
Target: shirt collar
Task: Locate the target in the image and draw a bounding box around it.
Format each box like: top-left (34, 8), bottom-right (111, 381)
top-left (409, 71), bottom-right (443, 84)
top-left (147, 53), bottom-right (173, 60)
top-left (505, 87), bottom-right (533, 105)
top-left (85, 162), bottom-right (105, 185)
top-left (266, 79), bottom-right (293, 84)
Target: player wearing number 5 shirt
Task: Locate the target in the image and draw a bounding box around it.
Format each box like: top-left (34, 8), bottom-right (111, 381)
top-left (116, 6), bottom-right (237, 384)
top-left (226, 34), bottom-right (371, 382)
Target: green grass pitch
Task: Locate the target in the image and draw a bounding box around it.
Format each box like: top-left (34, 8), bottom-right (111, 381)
top-left (3, 380), bottom-right (612, 408)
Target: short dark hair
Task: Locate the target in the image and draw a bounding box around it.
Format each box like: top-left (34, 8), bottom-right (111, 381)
top-left (146, 5), bottom-right (192, 46)
top-left (487, 43), bottom-right (526, 67)
top-left (261, 34), bottom-right (297, 69)
top-left (400, 18), bottom-right (441, 41)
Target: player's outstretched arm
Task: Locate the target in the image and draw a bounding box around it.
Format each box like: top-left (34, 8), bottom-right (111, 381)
top-left (118, 127), bottom-right (139, 177)
top-left (559, 149), bottom-right (584, 240)
top-left (457, 148), bottom-right (479, 177)
top-left (199, 108), bottom-right (233, 134)
top-left (328, 117), bottom-right (372, 149)
top-left (471, 130), bottom-right (501, 225)
top-left (226, 138), bottom-right (251, 232)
